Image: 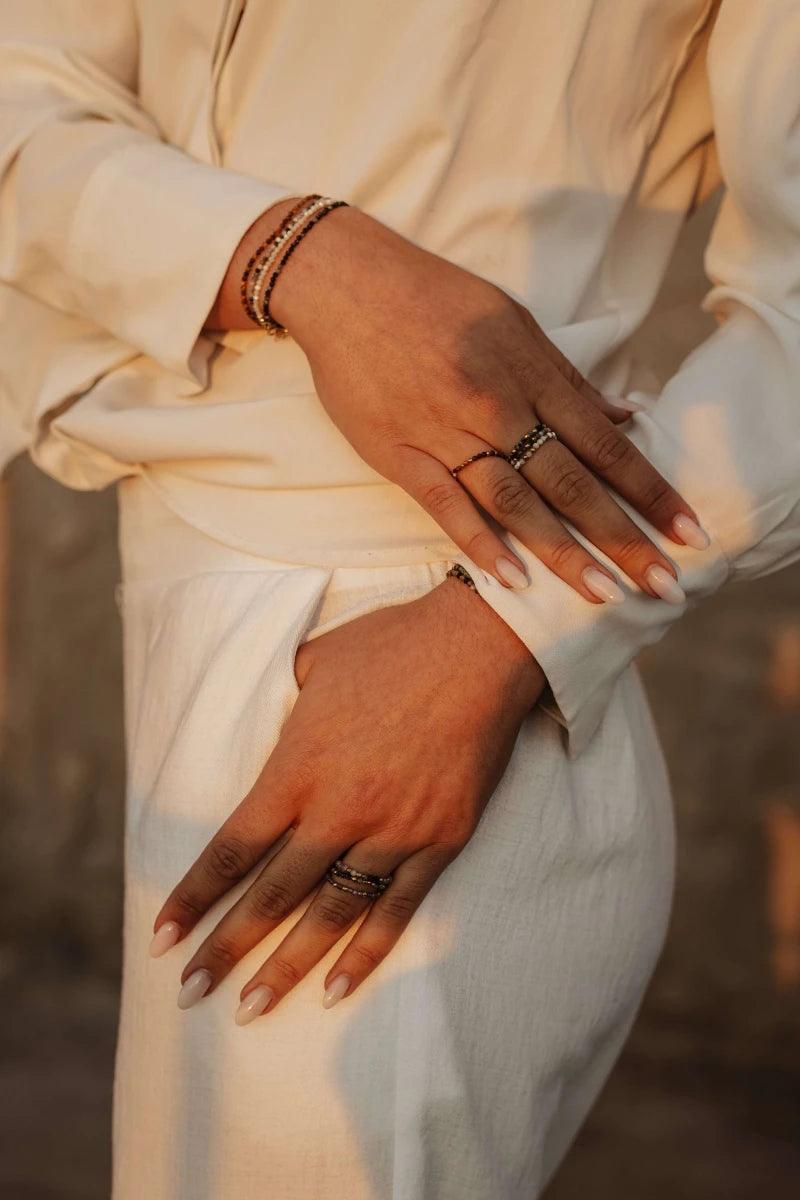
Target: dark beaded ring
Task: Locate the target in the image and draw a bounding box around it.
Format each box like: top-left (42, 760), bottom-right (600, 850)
top-left (325, 857), bottom-right (393, 898)
top-left (450, 447), bottom-right (509, 478)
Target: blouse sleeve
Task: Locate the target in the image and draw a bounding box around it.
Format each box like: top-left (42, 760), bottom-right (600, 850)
top-left (452, 0), bottom-right (800, 756)
top-left (0, 0), bottom-right (295, 447)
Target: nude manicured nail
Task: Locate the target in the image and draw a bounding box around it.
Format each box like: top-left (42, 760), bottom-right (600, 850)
top-left (495, 557), bottom-right (529, 589)
top-left (322, 974), bottom-right (351, 1009)
top-left (148, 921), bottom-right (181, 958)
top-left (177, 968), bottom-right (213, 1010)
top-left (672, 513), bottom-right (710, 550)
top-left (645, 565), bottom-right (686, 605)
top-left (582, 568), bottom-right (624, 605)
top-left (235, 984), bottom-right (274, 1026)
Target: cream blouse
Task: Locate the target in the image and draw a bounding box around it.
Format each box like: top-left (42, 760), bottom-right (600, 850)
top-left (1, 0), bottom-right (799, 755)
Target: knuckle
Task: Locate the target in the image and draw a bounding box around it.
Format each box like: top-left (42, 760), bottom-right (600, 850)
top-left (490, 474), bottom-right (534, 521)
top-left (348, 941), bottom-right (385, 972)
top-left (548, 535), bottom-right (581, 571)
top-left (314, 892), bottom-right (360, 932)
top-left (462, 528), bottom-right (490, 560)
top-left (378, 890), bottom-right (418, 923)
top-left (591, 428), bottom-right (631, 473)
top-left (204, 836), bottom-right (251, 883)
top-left (613, 532), bottom-right (651, 566)
top-left (172, 885), bottom-right (207, 921)
top-left (248, 878), bottom-right (296, 924)
top-left (269, 956), bottom-right (303, 987)
top-left (639, 476), bottom-right (674, 517)
top-left (551, 466), bottom-right (593, 511)
top-left (421, 479), bottom-right (462, 518)
top-left (207, 934), bottom-right (241, 969)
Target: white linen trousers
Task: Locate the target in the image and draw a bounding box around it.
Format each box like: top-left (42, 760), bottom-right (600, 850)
top-left (112, 474), bottom-right (676, 1200)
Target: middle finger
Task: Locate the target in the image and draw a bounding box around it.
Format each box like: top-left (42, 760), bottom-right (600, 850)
top-left (176, 827), bottom-right (346, 1008)
top-left (518, 438), bottom-right (684, 599)
top-left (235, 839), bottom-right (410, 1022)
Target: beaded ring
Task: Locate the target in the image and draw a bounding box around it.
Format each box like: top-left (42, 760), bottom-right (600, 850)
top-left (506, 421), bottom-right (558, 469)
top-left (325, 858), bottom-right (393, 898)
top-left (450, 447), bottom-right (509, 478)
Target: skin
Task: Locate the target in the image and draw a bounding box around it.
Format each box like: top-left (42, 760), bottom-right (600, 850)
top-left (151, 199), bottom-right (705, 1015)
top-left (158, 575), bottom-right (544, 1012)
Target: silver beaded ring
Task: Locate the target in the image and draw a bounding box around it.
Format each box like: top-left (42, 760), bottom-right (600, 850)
top-left (506, 421), bottom-right (558, 470)
top-left (325, 857), bottom-right (393, 898)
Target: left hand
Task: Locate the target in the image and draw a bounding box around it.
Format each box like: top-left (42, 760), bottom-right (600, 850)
top-left (149, 576), bottom-right (544, 1020)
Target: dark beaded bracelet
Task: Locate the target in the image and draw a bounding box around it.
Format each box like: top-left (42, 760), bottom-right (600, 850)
top-left (446, 563), bottom-right (478, 591)
top-left (239, 193), bottom-right (321, 325)
top-left (257, 199), bottom-right (349, 335)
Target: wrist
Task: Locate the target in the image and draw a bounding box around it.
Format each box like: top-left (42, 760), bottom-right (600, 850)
top-left (206, 196), bottom-right (307, 331)
top-left (432, 576), bottom-right (545, 713)
top-left (267, 202), bottom-right (372, 337)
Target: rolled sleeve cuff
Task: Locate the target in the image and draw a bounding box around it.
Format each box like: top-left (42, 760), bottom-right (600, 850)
top-left (453, 526), bottom-right (730, 758)
top-left (66, 136), bottom-right (297, 388)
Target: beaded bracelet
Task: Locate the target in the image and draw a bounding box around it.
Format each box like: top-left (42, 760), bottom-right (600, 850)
top-left (445, 563), bottom-right (477, 591)
top-left (239, 194), bottom-right (318, 325)
top-left (255, 198), bottom-right (349, 335)
top-left (248, 196), bottom-right (332, 326)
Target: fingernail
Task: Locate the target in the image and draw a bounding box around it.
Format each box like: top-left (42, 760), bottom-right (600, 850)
top-left (322, 974), bottom-right (351, 1009)
top-left (148, 920), bottom-right (181, 958)
top-left (672, 513), bottom-right (710, 551)
top-left (603, 392), bottom-right (644, 412)
top-left (235, 984), bottom-right (274, 1026)
top-left (177, 968), bottom-right (213, 1010)
top-left (645, 565), bottom-right (686, 605)
top-left (582, 567), bottom-right (624, 605)
top-left (495, 557), bottom-right (529, 589)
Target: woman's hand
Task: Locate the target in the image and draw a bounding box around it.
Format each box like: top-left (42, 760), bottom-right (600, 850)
top-left (254, 201), bottom-right (708, 605)
top-left (149, 576), bottom-right (544, 1020)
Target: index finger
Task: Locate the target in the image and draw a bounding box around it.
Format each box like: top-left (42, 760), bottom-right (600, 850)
top-left (535, 378), bottom-right (709, 551)
top-left (148, 766), bottom-right (298, 955)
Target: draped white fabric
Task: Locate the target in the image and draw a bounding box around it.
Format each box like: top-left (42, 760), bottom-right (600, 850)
top-left (115, 477), bottom-right (675, 1199)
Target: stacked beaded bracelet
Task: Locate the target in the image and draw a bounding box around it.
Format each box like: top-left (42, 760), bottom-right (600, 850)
top-left (446, 563), bottom-right (477, 590)
top-left (240, 193), bottom-right (349, 336)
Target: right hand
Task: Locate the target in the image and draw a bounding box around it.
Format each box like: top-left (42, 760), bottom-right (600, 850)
top-left (267, 202), bottom-right (706, 602)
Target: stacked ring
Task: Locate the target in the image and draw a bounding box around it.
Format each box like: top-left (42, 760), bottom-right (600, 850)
top-left (449, 422), bottom-right (558, 478)
top-left (450, 448), bottom-right (509, 478)
top-left (326, 858), bottom-right (393, 898)
top-left (506, 421), bottom-right (557, 469)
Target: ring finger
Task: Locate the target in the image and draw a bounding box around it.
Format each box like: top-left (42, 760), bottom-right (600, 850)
top-left (463, 453), bottom-right (627, 603)
top-left (517, 437), bottom-right (683, 599)
top-left (235, 838), bottom-right (421, 1021)
top-left (175, 828), bottom-right (348, 1009)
